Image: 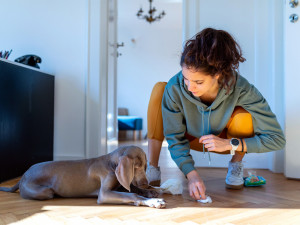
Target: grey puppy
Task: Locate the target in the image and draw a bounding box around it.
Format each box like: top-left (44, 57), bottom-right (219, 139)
top-left (0, 145), bottom-right (166, 208)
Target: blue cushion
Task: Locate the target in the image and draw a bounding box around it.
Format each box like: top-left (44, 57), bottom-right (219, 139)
top-left (118, 116), bottom-right (143, 130)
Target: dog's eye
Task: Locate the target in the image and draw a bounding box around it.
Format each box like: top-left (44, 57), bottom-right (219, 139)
top-left (135, 162), bottom-right (142, 168)
top-left (134, 157), bottom-right (142, 168)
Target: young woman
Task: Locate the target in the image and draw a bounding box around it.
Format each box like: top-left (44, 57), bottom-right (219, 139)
top-left (146, 28), bottom-right (285, 200)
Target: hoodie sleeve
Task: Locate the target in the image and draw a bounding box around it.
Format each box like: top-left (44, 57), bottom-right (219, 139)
top-left (237, 84), bottom-right (286, 153)
top-left (162, 87), bottom-right (196, 176)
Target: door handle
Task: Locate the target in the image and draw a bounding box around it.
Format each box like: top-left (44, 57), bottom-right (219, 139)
top-left (117, 42), bottom-right (124, 48)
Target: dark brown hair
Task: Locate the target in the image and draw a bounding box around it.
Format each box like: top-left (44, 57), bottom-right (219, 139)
top-left (180, 28), bottom-right (245, 93)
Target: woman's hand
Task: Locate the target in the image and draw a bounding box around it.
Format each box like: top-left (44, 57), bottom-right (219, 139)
top-left (199, 134), bottom-right (231, 153)
top-left (186, 170), bottom-right (206, 200)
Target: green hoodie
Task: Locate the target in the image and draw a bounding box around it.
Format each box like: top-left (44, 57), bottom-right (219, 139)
top-left (162, 71), bottom-right (286, 176)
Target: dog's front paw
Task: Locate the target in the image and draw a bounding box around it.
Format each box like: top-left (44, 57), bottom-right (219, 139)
top-left (143, 198), bottom-right (166, 209)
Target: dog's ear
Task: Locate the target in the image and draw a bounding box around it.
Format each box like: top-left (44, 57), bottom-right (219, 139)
top-left (115, 155), bottom-right (134, 191)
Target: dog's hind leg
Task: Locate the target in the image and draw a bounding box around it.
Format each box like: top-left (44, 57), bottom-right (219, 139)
top-left (20, 183), bottom-right (55, 200)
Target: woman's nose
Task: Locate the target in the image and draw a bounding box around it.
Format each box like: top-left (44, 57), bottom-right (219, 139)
top-left (188, 82), bottom-right (196, 91)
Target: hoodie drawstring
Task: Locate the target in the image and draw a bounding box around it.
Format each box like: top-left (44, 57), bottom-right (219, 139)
top-left (201, 107), bottom-right (212, 165)
top-left (201, 107), bottom-right (206, 159)
top-left (207, 108), bottom-right (212, 165)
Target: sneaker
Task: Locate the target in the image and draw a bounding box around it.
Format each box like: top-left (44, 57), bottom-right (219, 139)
top-left (225, 161), bottom-right (244, 189)
top-left (146, 163), bottom-right (161, 186)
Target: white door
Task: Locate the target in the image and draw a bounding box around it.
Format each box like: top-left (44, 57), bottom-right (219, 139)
top-left (284, 0), bottom-right (300, 179)
top-left (183, 0), bottom-right (285, 171)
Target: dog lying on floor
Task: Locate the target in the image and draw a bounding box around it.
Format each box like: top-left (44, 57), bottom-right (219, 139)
top-left (0, 145), bottom-right (166, 208)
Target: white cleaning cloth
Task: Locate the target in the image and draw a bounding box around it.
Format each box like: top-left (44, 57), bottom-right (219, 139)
top-left (152, 179), bottom-right (183, 195)
top-left (197, 195), bottom-right (212, 204)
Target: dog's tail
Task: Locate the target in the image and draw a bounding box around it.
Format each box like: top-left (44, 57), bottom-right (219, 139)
top-left (0, 181), bottom-right (20, 193)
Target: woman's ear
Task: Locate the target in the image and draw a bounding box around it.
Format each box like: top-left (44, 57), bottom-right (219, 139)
top-left (115, 155), bottom-right (135, 191)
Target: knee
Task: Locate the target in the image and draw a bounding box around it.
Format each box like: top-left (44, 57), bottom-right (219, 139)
top-left (153, 82), bottom-right (167, 89)
top-left (227, 107), bottom-right (254, 138)
top-left (148, 82), bottom-right (167, 115)
top-left (147, 82), bottom-right (166, 142)
top-left (149, 82), bottom-right (167, 103)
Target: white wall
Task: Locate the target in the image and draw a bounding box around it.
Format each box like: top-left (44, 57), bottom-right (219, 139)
top-left (117, 0), bottom-right (182, 136)
top-left (0, 0), bottom-right (108, 160)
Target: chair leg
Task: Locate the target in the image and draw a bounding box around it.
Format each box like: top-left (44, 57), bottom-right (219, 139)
top-left (133, 130), bottom-right (137, 141)
top-left (139, 130), bottom-right (142, 140)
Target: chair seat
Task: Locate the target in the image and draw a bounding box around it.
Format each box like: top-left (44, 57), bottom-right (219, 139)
top-left (118, 116), bottom-right (143, 131)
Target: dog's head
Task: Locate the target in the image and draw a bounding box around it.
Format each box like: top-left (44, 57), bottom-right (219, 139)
top-left (115, 146), bottom-right (149, 191)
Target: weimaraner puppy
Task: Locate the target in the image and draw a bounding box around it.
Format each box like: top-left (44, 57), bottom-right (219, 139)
top-left (0, 145), bottom-right (166, 208)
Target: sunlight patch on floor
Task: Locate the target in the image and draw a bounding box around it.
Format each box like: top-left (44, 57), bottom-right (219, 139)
top-left (10, 205), bottom-right (201, 225)
top-left (7, 205), bottom-right (300, 225)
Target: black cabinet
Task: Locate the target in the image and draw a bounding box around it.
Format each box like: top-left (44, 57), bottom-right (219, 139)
top-left (0, 59), bottom-right (54, 182)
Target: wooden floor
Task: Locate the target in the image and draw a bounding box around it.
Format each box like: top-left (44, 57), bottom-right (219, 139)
top-left (1, 140), bottom-right (300, 225)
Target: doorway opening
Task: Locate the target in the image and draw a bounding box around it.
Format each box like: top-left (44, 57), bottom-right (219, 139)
top-left (116, 0), bottom-right (183, 144)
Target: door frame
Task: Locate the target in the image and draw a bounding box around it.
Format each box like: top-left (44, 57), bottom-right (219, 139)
top-left (284, 0), bottom-right (300, 179)
top-left (85, 0), bottom-right (110, 158)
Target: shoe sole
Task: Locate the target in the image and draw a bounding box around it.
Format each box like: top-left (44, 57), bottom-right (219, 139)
top-left (225, 183), bottom-right (244, 189)
top-left (149, 180), bottom-right (161, 187)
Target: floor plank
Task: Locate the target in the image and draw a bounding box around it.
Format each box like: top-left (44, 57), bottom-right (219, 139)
top-left (0, 140), bottom-right (299, 224)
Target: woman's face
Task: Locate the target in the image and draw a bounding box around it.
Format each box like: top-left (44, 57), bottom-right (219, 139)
top-left (182, 66), bottom-right (219, 98)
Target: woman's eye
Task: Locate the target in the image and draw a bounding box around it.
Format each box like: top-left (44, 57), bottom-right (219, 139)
top-left (196, 82), bottom-right (203, 85)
